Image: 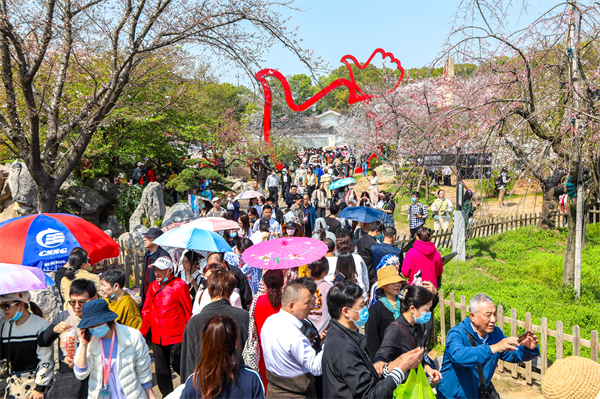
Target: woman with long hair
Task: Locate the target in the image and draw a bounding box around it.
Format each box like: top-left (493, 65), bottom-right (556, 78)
top-left (358, 191), bottom-right (372, 207)
top-left (181, 315), bottom-right (264, 399)
top-left (334, 252), bottom-right (358, 285)
top-left (283, 221), bottom-right (303, 238)
top-left (247, 198), bottom-right (262, 219)
top-left (175, 251), bottom-right (204, 299)
top-left (307, 257), bottom-right (332, 334)
top-left (61, 248), bottom-right (101, 310)
top-left (238, 213), bottom-right (251, 238)
top-left (251, 270), bottom-right (285, 389)
top-left (333, 236), bottom-right (369, 292)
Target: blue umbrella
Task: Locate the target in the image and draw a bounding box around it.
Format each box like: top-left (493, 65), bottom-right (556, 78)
top-left (328, 178), bottom-right (356, 190)
top-left (338, 206), bottom-right (394, 224)
top-left (153, 225), bottom-right (233, 253)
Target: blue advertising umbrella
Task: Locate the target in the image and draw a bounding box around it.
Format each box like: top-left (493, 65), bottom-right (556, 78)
top-left (338, 206), bottom-right (394, 224)
top-left (328, 178), bottom-right (356, 190)
top-left (153, 225), bottom-right (233, 253)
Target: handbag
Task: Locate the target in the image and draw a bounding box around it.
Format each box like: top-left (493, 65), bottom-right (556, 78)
top-left (466, 332), bottom-right (500, 399)
top-left (242, 294), bottom-right (261, 371)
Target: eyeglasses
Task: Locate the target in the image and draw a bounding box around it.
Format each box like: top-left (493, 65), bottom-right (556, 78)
top-left (69, 299), bottom-right (90, 307)
top-left (0, 302), bottom-right (19, 311)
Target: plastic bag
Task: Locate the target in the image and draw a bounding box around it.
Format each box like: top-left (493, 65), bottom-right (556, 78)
top-left (393, 364), bottom-right (436, 399)
top-left (60, 328), bottom-right (77, 359)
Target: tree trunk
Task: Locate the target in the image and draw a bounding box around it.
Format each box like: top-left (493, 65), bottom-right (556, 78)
top-left (37, 182), bottom-right (60, 213)
top-left (538, 187), bottom-right (559, 229)
top-left (562, 196), bottom-right (577, 285)
top-left (425, 176), bottom-right (430, 201)
top-left (416, 167), bottom-right (425, 193)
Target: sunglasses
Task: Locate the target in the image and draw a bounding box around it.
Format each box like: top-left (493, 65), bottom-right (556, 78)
top-left (69, 299), bottom-right (90, 307)
top-left (0, 302), bottom-right (19, 311)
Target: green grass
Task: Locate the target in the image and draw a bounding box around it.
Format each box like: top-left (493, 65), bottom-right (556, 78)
top-left (436, 225), bottom-right (600, 362)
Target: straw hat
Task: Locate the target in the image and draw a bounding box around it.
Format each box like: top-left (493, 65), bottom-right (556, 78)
top-left (541, 356), bottom-right (600, 399)
top-left (377, 266), bottom-right (406, 289)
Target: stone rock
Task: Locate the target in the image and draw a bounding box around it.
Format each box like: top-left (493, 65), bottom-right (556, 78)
top-left (60, 175), bottom-right (80, 191)
top-left (8, 161), bottom-right (38, 207)
top-left (374, 164), bottom-right (396, 179)
top-left (118, 228), bottom-right (146, 255)
top-left (86, 177), bottom-right (122, 202)
top-left (101, 215), bottom-right (123, 238)
top-left (132, 225), bottom-right (149, 235)
top-left (162, 203), bottom-right (195, 228)
top-left (70, 185), bottom-right (110, 215)
top-left (0, 201), bottom-right (19, 222)
top-left (104, 229), bottom-right (113, 238)
top-left (30, 279), bottom-right (62, 323)
top-left (0, 178), bottom-right (11, 202)
top-left (128, 182), bottom-right (166, 230)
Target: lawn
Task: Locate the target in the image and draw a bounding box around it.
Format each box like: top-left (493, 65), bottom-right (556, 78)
top-left (434, 225), bottom-right (600, 361)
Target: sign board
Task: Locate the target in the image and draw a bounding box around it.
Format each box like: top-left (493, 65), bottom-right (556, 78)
top-left (421, 154), bottom-right (456, 166)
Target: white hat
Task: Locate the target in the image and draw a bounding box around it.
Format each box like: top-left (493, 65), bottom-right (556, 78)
top-left (0, 291), bottom-right (31, 303)
top-left (212, 197), bottom-right (221, 203)
top-left (150, 257), bottom-right (173, 270)
top-left (137, 162), bottom-right (144, 166)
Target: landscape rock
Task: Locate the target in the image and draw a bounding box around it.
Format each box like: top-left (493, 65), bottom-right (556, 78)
top-left (162, 203), bottom-right (195, 228)
top-left (132, 225), bottom-right (149, 235)
top-left (101, 215), bottom-right (123, 238)
top-left (69, 185), bottom-right (110, 215)
top-left (128, 182), bottom-right (166, 230)
top-left (0, 201), bottom-right (18, 222)
top-left (86, 177), bottom-right (122, 202)
top-left (8, 161), bottom-right (38, 207)
top-left (118, 228), bottom-right (146, 255)
top-left (30, 280), bottom-right (62, 323)
top-left (374, 164), bottom-right (396, 180)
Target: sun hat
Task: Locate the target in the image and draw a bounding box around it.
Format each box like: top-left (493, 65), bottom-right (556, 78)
top-left (150, 257), bottom-right (173, 270)
top-left (0, 291), bottom-right (31, 303)
top-left (377, 266), bottom-right (406, 289)
top-left (541, 356), bottom-right (600, 399)
top-left (77, 299), bottom-right (118, 329)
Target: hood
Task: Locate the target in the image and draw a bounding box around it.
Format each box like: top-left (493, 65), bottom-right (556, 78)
top-left (413, 240), bottom-right (437, 256)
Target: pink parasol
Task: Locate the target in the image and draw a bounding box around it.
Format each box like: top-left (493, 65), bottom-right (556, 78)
top-left (186, 217), bottom-right (239, 232)
top-left (241, 237), bottom-right (327, 270)
top-left (234, 190), bottom-right (265, 201)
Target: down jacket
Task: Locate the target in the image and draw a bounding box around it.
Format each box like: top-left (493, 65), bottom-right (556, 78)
top-left (74, 323), bottom-right (152, 399)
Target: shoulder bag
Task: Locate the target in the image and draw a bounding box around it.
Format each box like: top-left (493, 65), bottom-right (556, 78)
top-left (242, 294), bottom-right (261, 371)
top-left (466, 331), bottom-right (500, 399)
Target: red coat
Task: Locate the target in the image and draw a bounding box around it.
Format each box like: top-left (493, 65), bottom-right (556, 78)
top-left (254, 295), bottom-right (281, 389)
top-left (140, 277), bottom-right (192, 346)
top-left (401, 240), bottom-right (443, 288)
top-left (148, 169), bottom-right (158, 183)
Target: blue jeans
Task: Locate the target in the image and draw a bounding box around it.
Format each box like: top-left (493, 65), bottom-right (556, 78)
top-left (362, 163), bottom-right (368, 176)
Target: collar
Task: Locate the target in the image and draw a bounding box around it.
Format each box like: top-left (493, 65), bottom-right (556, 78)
top-left (330, 319), bottom-right (366, 348)
top-left (278, 308), bottom-right (304, 329)
top-left (470, 321), bottom-right (489, 343)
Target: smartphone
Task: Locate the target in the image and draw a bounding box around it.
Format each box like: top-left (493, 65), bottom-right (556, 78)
top-left (333, 273), bottom-right (345, 283)
top-left (517, 331), bottom-right (529, 344)
top-left (304, 324), bottom-right (319, 343)
top-left (420, 330), bottom-right (428, 348)
top-left (83, 328), bottom-right (91, 342)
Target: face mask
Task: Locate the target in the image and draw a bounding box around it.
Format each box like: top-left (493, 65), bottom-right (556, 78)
top-left (11, 310), bottom-right (23, 322)
top-left (89, 323), bottom-right (110, 338)
top-left (376, 234), bottom-right (383, 241)
top-left (411, 198), bottom-right (417, 203)
top-left (348, 306), bottom-right (369, 329)
top-left (286, 229), bottom-right (296, 236)
top-left (159, 274), bottom-right (170, 284)
top-left (201, 204), bottom-right (205, 209)
top-left (414, 310), bottom-right (431, 325)
top-left (229, 232), bottom-right (237, 238)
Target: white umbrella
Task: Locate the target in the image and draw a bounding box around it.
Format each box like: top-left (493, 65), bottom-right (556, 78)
top-left (186, 217), bottom-right (239, 231)
top-left (234, 190), bottom-right (265, 200)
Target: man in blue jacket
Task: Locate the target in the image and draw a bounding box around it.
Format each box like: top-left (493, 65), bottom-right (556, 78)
top-left (438, 294), bottom-right (540, 399)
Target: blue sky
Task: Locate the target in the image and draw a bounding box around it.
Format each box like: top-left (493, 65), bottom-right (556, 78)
top-left (217, 0), bottom-right (558, 86)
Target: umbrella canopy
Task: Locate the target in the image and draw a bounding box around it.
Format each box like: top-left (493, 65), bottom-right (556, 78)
top-left (186, 217), bottom-right (239, 232)
top-left (338, 206), bottom-right (394, 224)
top-left (322, 146), bottom-right (336, 151)
top-left (234, 191), bottom-right (265, 201)
top-left (242, 237), bottom-right (327, 270)
top-left (153, 225), bottom-right (233, 253)
top-left (0, 263), bottom-right (55, 295)
top-left (0, 213), bottom-right (120, 272)
top-left (328, 178), bottom-right (356, 190)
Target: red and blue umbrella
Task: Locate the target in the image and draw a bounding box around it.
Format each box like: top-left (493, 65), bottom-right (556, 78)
top-left (0, 213), bottom-right (120, 272)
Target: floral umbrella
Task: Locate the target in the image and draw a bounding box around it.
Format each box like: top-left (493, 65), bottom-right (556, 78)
top-left (241, 237), bottom-right (327, 270)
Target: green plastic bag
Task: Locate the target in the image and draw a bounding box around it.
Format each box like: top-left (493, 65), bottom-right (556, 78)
top-left (393, 364), bottom-right (437, 399)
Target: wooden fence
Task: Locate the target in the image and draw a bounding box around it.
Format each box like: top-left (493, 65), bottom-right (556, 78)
top-left (91, 246), bottom-right (145, 288)
top-left (438, 290), bottom-right (600, 385)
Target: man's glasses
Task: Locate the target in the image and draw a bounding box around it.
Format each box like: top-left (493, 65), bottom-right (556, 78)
top-left (69, 299), bottom-right (89, 307)
top-left (0, 302), bottom-right (19, 311)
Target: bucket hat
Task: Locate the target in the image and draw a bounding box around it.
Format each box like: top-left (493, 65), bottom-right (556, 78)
top-left (77, 299), bottom-right (118, 329)
top-left (377, 266), bottom-right (406, 289)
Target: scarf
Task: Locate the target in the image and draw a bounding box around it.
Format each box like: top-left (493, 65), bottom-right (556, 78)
top-left (379, 296), bottom-right (401, 319)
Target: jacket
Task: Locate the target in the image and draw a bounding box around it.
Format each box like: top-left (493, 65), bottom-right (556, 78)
top-left (401, 241), bottom-right (443, 288)
top-left (371, 243), bottom-right (404, 272)
top-left (320, 174), bottom-right (333, 199)
top-left (301, 204), bottom-right (317, 231)
top-left (374, 313), bottom-right (426, 364)
top-left (226, 199), bottom-right (241, 221)
top-left (281, 172), bottom-right (292, 190)
top-left (180, 299), bottom-right (249, 383)
top-left (437, 318), bottom-right (540, 399)
top-left (286, 192), bottom-right (298, 209)
top-left (74, 323), bottom-right (152, 399)
top-left (322, 319), bottom-right (398, 398)
top-left (311, 189), bottom-right (327, 208)
top-left (364, 301), bottom-right (395, 361)
top-left (357, 234), bottom-right (378, 285)
top-left (180, 366), bottom-right (264, 399)
top-left (141, 246), bottom-right (171, 305)
top-left (140, 277), bottom-right (192, 345)
top-left (306, 172), bottom-right (318, 187)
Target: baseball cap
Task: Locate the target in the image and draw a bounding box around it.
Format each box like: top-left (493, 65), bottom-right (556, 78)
top-left (137, 162), bottom-right (144, 166)
top-left (212, 197), bottom-right (221, 203)
top-left (143, 227), bottom-right (164, 239)
top-left (150, 257), bottom-right (173, 270)
top-left (259, 218), bottom-right (270, 230)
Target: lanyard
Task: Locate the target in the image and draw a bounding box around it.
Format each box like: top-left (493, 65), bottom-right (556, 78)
top-left (99, 328), bottom-right (116, 389)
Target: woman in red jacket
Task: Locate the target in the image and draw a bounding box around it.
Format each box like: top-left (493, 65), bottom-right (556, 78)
top-left (252, 269), bottom-right (284, 389)
top-left (147, 164), bottom-right (158, 183)
top-left (401, 227), bottom-right (443, 289)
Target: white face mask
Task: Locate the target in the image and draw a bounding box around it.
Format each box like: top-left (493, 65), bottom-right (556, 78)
top-left (286, 229), bottom-right (296, 236)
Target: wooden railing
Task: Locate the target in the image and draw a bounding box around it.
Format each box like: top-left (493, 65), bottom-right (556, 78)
top-left (91, 246), bottom-right (145, 288)
top-left (437, 290), bottom-right (600, 385)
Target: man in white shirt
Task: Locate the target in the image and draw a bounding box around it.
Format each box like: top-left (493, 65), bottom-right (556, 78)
top-left (430, 189), bottom-right (454, 231)
top-left (251, 205), bottom-right (282, 236)
top-left (266, 170), bottom-right (280, 203)
top-left (261, 283), bottom-right (322, 398)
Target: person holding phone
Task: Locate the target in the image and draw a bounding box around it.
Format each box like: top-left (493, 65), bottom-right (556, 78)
top-left (373, 285), bottom-right (442, 384)
top-left (74, 299), bottom-right (155, 399)
top-left (406, 192), bottom-right (428, 238)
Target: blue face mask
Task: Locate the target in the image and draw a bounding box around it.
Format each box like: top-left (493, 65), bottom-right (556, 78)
top-left (89, 323), bottom-right (110, 338)
top-left (11, 310), bottom-right (23, 322)
top-left (376, 234), bottom-right (383, 241)
top-left (414, 311), bottom-right (431, 325)
top-left (229, 232), bottom-right (237, 238)
top-left (349, 306), bottom-right (369, 329)
top-left (411, 198), bottom-right (417, 203)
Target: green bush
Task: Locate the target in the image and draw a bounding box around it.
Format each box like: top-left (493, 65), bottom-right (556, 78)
top-left (115, 186), bottom-right (143, 228)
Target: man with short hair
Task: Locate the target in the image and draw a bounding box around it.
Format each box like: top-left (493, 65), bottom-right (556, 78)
top-left (431, 190), bottom-right (454, 231)
top-left (357, 221), bottom-right (384, 287)
top-left (99, 269), bottom-right (142, 329)
top-left (266, 197), bottom-right (284, 225)
top-left (324, 203), bottom-right (342, 238)
top-left (437, 294), bottom-right (539, 399)
top-left (38, 279), bottom-right (99, 398)
top-left (286, 185), bottom-right (299, 210)
top-left (251, 205), bottom-right (282, 236)
top-left (180, 269), bottom-right (250, 383)
top-left (323, 281), bottom-right (423, 398)
top-left (281, 167), bottom-right (292, 201)
top-left (141, 227), bottom-right (170, 305)
top-left (266, 169), bottom-right (280, 204)
top-left (207, 197), bottom-right (226, 217)
top-left (371, 227), bottom-right (404, 271)
top-left (140, 257), bottom-right (192, 397)
top-left (301, 194), bottom-right (317, 237)
top-left (206, 252), bottom-right (253, 311)
top-left (252, 180), bottom-right (265, 196)
top-left (261, 283), bottom-right (323, 398)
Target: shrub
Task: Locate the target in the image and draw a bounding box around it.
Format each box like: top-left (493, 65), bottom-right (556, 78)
top-left (115, 186), bottom-right (143, 228)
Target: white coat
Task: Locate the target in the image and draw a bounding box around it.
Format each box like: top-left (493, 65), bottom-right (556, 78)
top-left (74, 323), bottom-right (152, 399)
